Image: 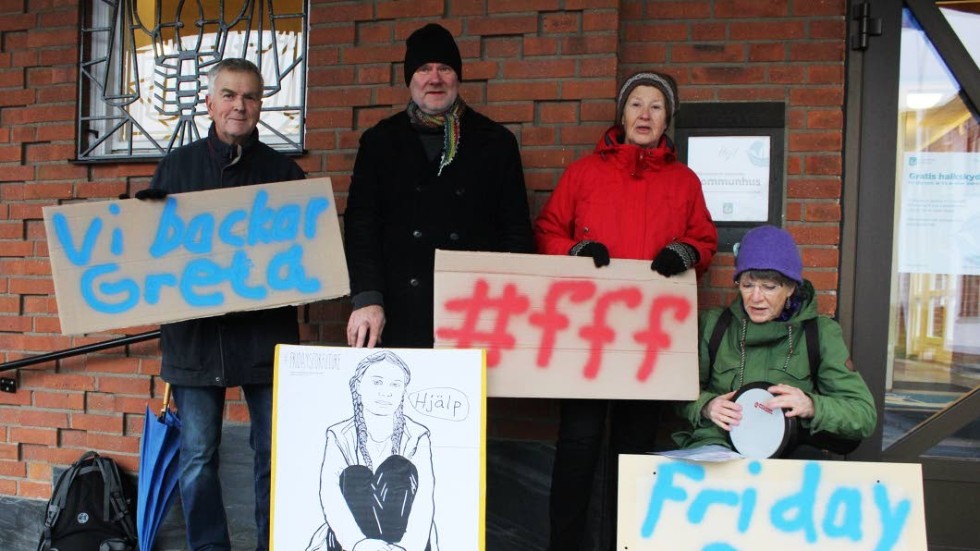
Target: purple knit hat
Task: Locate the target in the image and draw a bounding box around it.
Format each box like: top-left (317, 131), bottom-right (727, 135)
top-left (733, 225), bottom-right (803, 284)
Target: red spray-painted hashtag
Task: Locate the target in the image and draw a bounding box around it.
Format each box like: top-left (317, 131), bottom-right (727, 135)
top-left (632, 295), bottom-right (692, 382)
top-left (436, 279), bottom-right (529, 367)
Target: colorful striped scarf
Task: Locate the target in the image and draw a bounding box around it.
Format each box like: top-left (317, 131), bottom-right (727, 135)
top-left (407, 97), bottom-right (466, 176)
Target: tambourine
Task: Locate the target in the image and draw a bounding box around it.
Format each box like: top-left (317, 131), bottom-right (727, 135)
top-left (727, 381), bottom-right (797, 459)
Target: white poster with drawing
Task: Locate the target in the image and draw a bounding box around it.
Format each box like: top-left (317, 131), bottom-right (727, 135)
top-left (270, 346), bottom-right (485, 551)
top-left (687, 136), bottom-right (771, 222)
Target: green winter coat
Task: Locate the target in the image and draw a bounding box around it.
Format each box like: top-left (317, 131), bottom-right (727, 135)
top-left (673, 280), bottom-right (877, 450)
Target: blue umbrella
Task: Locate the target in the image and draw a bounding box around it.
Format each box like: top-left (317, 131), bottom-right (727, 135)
top-left (138, 383), bottom-right (182, 551)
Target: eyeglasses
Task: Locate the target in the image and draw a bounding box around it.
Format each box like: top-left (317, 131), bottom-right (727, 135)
top-left (737, 280), bottom-right (784, 297)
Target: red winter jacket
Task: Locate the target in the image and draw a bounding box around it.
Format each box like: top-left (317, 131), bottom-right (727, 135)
top-left (535, 126), bottom-right (717, 276)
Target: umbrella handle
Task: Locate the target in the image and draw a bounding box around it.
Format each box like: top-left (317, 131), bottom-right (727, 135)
top-left (160, 383), bottom-right (175, 417)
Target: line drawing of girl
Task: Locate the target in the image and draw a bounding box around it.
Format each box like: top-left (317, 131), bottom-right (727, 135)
top-left (306, 350), bottom-right (439, 551)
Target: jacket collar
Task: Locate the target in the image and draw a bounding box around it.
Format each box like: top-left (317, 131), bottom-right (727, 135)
top-left (594, 124), bottom-right (677, 176)
top-left (207, 124), bottom-right (259, 166)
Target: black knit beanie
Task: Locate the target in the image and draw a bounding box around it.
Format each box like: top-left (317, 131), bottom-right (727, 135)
top-left (404, 23), bottom-right (463, 86)
top-left (616, 71), bottom-right (678, 127)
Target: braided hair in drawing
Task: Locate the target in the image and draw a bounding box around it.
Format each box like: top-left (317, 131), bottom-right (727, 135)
top-left (349, 350), bottom-right (413, 471)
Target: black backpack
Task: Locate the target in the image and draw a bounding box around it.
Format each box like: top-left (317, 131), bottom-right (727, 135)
top-left (706, 308), bottom-right (861, 456)
top-left (37, 451), bottom-right (138, 551)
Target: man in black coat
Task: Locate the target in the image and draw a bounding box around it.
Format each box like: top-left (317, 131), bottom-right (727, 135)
top-left (344, 23), bottom-right (535, 348)
top-left (148, 58), bottom-right (304, 551)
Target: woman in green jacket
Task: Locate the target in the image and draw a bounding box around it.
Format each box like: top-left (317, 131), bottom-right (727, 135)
top-left (674, 225), bottom-right (876, 453)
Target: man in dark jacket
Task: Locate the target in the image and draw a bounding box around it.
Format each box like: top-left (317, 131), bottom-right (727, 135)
top-left (344, 23), bottom-right (535, 348)
top-left (148, 58), bottom-right (304, 551)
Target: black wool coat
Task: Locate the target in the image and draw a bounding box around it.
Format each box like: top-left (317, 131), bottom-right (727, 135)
top-left (344, 108), bottom-right (535, 347)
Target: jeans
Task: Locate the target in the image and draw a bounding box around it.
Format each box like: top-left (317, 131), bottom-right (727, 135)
top-left (548, 399), bottom-right (661, 551)
top-left (173, 384), bottom-right (273, 551)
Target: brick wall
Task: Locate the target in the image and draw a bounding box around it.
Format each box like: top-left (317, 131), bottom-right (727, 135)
top-left (0, 0), bottom-right (847, 499)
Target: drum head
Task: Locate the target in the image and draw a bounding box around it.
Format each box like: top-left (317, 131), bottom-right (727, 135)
top-left (728, 381), bottom-right (796, 459)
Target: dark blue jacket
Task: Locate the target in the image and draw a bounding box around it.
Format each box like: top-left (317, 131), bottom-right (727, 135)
top-left (150, 125), bottom-right (305, 387)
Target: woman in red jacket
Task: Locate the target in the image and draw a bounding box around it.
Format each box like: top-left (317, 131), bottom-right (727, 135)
top-left (535, 71), bottom-right (716, 551)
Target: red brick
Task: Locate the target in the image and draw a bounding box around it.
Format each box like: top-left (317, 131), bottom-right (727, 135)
top-left (73, 181), bottom-right (127, 198)
top-left (21, 371), bottom-right (93, 391)
top-left (786, 201), bottom-right (803, 221)
top-left (24, 143), bottom-right (75, 163)
top-left (767, 67), bottom-right (805, 84)
top-left (790, 42), bottom-right (844, 62)
top-left (538, 102), bottom-right (578, 124)
top-left (0, 165), bottom-right (34, 182)
top-left (793, 0), bottom-right (845, 16)
top-left (98, 375), bottom-right (151, 396)
top-left (503, 59), bottom-right (576, 79)
top-left (88, 163), bottom-right (155, 179)
top-left (18, 409), bottom-right (68, 428)
top-left (85, 432), bottom-right (140, 454)
top-left (307, 66), bottom-right (357, 87)
top-left (689, 66), bottom-right (766, 84)
top-left (804, 202), bottom-right (842, 222)
top-left (0, 88), bottom-right (34, 106)
top-left (621, 44), bottom-right (668, 64)
top-left (308, 3), bottom-right (373, 24)
top-left (790, 131), bottom-right (842, 152)
top-left (804, 155), bottom-right (842, 176)
top-left (560, 124), bottom-right (607, 146)
top-left (38, 47), bottom-right (77, 66)
top-left (802, 247), bottom-right (840, 268)
top-left (450, 0), bottom-right (486, 16)
top-left (716, 87), bottom-right (786, 101)
top-left (357, 65), bottom-right (390, 85)
top-left (810, 19), bottom-right (847, 40)
top-left (625, 22), bottom-right (687, 42)
top-left (485, 37), bottom-right (522, 58)
top-left (671, 44), bottom-right (744, 63)
top-left (523, 37), bottom-right (559, 57)
top-left (36, 163), bottom-right (87, 182)
top-left (809, 65), bottom-right (844, 84)
top-left (468, 15), bottom-right (537, 36)
top-left (0, 13), bottom-right (34, 32)
top-left (32, 316), bottom-right (60, 333)
top-left (790, 87), bottom-right (843, 107)
top-left (0, 241), bottom-right (34, 256)
top-left (479, 103), bottom-right (534, 123)
top-left (376, 0), bottom-right (443, 19)
top-left (542, 12), bottom-right (580, 34)
top-left (0, 68), bottom-right (25, 87)
top-left (580, 58), bottom-right (616, 78)
top-left (0, 220), bottom-right (17, 238)
top-left (748, 43), bottom-right (785, 62)
top-left (560, 80), bottom-right (616, 100)
top-left (730, 21), bottom-right (805, 40)
top-left (583, 11), bottom-right (618, 32)
top-left (560, 35), bottom-right (617, 56)
top-left (488, 81), bottom-right (559, 102)
top-left (521, 148), bottom-right (577, 169)
top-left (716, 0), bottom-right (788, 18)
top-left (806, 109), bottom-right (843, 129)
top-left (488, 0), bottom-right (560, 13)
top-left (0, 315), bottom-right (31, 332)
top-left (566, 0), bottom-right (617, 7)
top-left (11, 427), bottom-right (57, 446)
top-left (520, 126), bottom-right (556, 147)
top-left (21, 444), bottom-right (86, 466)
top-left (24, 182), bottom-right (72, 200)
top-left (0, 460), bottom-right (26, 477)
top-left (0, 144), bottom-right (21, 162)
top-left (789, 224), bottom-right (839, 246)
top-left (70, 413), bottom-right (124, 433)
top-left (85, 356), bottom-right (141, 374)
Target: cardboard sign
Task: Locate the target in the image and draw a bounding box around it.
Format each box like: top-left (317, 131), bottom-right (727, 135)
top-left (43, 178), bottom-right (348, 335)
top-left (271, 346), bottom-right (486, 551)
top-left (618, 454), bottom-right (928, 551)
top-left (434, 250), bottom-right (698, 400)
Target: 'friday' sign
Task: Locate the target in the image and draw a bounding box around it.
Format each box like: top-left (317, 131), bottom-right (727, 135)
top-left (618, 454), bottom-right (927, 551)
top-left (43, 178), bottom-right (348, 335)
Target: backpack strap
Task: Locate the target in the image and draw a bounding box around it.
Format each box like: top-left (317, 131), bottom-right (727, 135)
top-left (803, 317), bottom-right (820, 392)
top-left (706, 308), bottom-right (734, 377)
top-left (95, 456), bottom-right (138, 542)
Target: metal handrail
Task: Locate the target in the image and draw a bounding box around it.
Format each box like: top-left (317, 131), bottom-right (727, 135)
top-left (0, 330), bottom-right (161, 374)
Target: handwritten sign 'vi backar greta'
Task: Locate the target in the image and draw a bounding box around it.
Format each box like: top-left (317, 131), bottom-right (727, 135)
top-left (434, 250), bottom-right (698, 400)
top-left (43, 178), bottom-right (349, 335)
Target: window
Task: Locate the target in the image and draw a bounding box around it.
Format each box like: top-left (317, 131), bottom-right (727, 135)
top-left (77, 0), bottom-right (307, 161)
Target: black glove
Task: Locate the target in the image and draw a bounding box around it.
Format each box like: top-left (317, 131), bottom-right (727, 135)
top-left (135, 188), bottom-right (168, 201)
top-left (651, 242), bottom-right (698, 277)
top-left (570, 240), bottom-right (610, 268)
